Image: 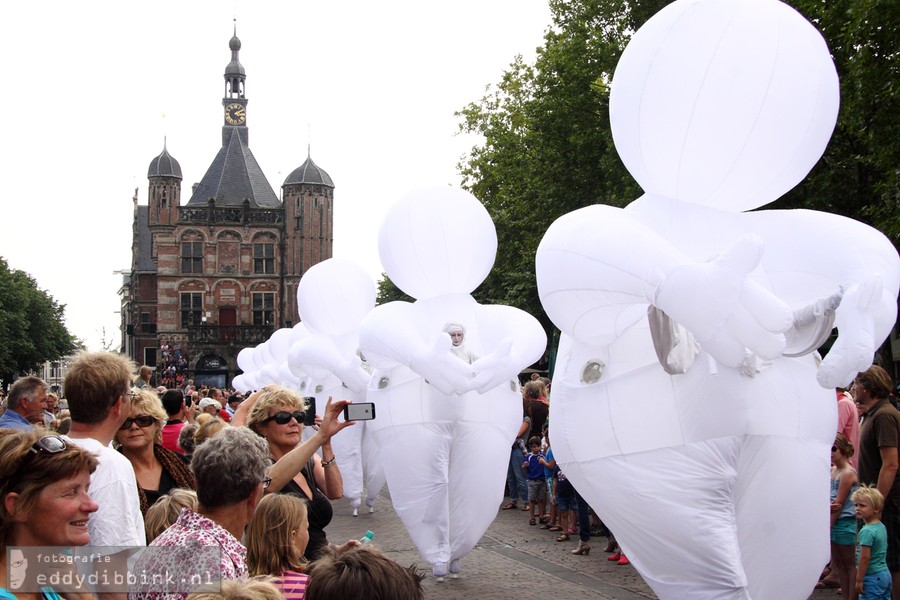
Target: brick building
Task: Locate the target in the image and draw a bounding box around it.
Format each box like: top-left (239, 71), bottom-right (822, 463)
top-left (120, 30), bottom-right (334, 388)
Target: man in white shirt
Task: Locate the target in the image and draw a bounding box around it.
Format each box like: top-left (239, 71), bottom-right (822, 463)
top-left (64, 351), bottom-right (146, 547)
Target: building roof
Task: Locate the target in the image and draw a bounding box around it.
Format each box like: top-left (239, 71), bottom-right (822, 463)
top-left (147, 143), bottom-right (182, 179)
top-left (135, 206), bottom-right (156, 273)
top-left (283, 152), bottom-right (334, 188)
top-left (186, 127), bottom-right (280, 208)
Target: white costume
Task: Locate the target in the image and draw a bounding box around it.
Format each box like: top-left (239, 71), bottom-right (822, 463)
top-left (535, 1), bottom-right (900, 598)
top-left (359, 187), bottom-right (546, 578)
top-left (289, 259), bottom-right (384, 515)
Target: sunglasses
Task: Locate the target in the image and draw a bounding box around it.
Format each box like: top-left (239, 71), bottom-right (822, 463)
top-left (262, 411), bottom-right (305, 425)
top-left (6, 435), bottom-right (68, 490)
top-left (262, 476), bottom-right (272, 489)
top-left (119, 415), bottom-right (157, 430)
top-left (31, 434), bottom-right (68, 455)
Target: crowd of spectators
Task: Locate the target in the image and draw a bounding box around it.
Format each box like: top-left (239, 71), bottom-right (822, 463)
top-left (3, 351), bottom-right (900, 598)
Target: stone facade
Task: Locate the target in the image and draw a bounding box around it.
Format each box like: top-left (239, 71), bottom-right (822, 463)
top-left (120, 31), bottom-right (334, 389)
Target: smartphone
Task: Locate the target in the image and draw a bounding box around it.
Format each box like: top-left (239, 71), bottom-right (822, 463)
top-left (303, 397), bottom-right (317, 426)
top-left (343, 402), bottom-right (376, 421)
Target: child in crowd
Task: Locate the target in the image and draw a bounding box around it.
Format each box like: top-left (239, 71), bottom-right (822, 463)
top-left (541, 426), bottom-right (559, 531)
top-left (829, 434), bottom-right (858, 600)
top-left (144, 488), bottom-right (199, 544)
top-left (554, 467), bottom-right (578, 542)
top-left (522, 436), bottom-right (549, 526)
top-left (246, 494), bottom-right (310, 600)
top-left (853, 485), bottom-right (891, 600)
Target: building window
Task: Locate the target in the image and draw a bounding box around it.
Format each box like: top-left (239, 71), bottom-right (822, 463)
top-left (180, 292), bottom-right (203, 328)
top-left (253, 243), bottom-right (275, 274)
top-left (181, 242), bottom-right (203, 273)
top-left (252, 292), bottom-right (275, 326)
top-left (144, 347), bottom-right (158, 368)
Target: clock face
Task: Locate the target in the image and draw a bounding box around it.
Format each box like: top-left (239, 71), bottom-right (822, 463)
top-left (224, 103), bottom-right (246, 125)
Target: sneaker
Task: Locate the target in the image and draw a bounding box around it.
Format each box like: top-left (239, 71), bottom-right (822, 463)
top-left (449, 559), bottom-right (461, 578)
top-left (433, 562), bottom-right (449, 582)
top-left (617, 555), bottom-right (630, 566)
top-left (608, 553), bottom-right (621, 562)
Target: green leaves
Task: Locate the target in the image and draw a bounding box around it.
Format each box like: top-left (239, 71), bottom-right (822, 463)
top-left (0, 257), bottom-right (78, 387)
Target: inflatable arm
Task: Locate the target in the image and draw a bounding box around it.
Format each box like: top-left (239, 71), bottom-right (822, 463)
top-left (537, 205), bottom-right (792, 367)
top-left (470, 305), bottom-right (548, 393)
top-left (358, 301), bottom-right (475, 394)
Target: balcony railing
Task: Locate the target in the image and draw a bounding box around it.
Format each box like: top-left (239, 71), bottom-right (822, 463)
top-left (187, 325), bottom-right (273, 345)
top-left (179, 204), bottom-right (282, 226)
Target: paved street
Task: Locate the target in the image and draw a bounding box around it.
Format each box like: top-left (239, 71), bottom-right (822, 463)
top-left (327, 490), bottom-right (841, 599)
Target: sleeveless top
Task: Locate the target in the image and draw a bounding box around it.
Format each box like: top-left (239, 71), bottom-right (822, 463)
top-left (831, 474), bottom-right (858, 520)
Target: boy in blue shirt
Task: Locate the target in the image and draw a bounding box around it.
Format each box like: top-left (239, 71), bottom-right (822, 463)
top-left (853, 485), bottom-right (891, 599)
top-left (522, 436), bottom-right (549, 526)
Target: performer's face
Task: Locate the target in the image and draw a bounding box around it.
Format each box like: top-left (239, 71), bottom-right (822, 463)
top-left (449, 330), bottom-right (464, 347)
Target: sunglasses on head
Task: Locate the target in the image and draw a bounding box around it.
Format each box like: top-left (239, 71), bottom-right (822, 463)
top-left (119, 415), bottom-right (157, 430)
top-left (263, 411), bottom-right (305, 425)
top-left (6, 435), bottom-right (68, 489)
top-left (32, 434), bottom-right (68, 455)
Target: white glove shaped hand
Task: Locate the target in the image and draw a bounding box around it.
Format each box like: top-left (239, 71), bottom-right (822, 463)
top-left (653, 235), bottom-right (792, 368)
top-left (817, 277), bottom-right (882, 389)
top-left (471, 338), bottom-right (518, 393)
top-left (409, 334), bottom-right (477, 395)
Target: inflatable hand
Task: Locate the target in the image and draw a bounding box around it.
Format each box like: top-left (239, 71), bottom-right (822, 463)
top-left (470, 338), bottom-right (518, 393)
top-left (409, 334), bottom-right (477, 395)
top-left (654, 235), bottom-right (792, 367)
top-left (817, 277), bottom-right (882, 388)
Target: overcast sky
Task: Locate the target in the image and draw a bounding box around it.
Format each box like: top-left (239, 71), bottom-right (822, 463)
top-left (0, 1), bottom-right (551, 350)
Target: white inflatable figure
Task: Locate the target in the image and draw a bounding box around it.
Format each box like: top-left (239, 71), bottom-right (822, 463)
top-left (535, 1), bottom-right (900, 598)
top-left (290, 259), bottom-right (383, 516)
top-left (358, 187), bottom-right (547, 580)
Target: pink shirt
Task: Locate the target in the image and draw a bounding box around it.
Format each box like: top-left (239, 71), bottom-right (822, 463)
top-left (274, 570), bottom-right (309, 600)
top-left (837, 392), bottom-right (859, 467)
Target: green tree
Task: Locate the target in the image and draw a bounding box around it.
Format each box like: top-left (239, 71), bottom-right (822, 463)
top-left (774, 0), bottom-right (900, 241)
top-left (375, 273), bottom-right (414, 305)
top-left (0, 257), bottom-right (78, 387)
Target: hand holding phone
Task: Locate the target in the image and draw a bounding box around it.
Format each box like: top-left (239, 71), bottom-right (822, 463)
top-left (303, 397), bottom-right (317, 426)
top-left (342, 402), bottom-right (376, 421)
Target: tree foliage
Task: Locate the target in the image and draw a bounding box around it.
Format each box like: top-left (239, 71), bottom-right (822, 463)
top-left (376, 273), bottom-right (414, 305)
top-left (773, 0), bottom-right (900, 240)
top-left (0, 257), bottom-right (78, 387)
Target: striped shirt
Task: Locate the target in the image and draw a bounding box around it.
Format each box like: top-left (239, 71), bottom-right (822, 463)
top-left (274, 570), bottom-right (309, 600)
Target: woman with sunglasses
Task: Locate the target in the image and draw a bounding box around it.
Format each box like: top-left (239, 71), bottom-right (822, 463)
top-left (0, 429), bottom-right (99, 598)
top-left (116, 388), bottom-right (195, 515)
top-left (242, 387), bottom-right (356, 561)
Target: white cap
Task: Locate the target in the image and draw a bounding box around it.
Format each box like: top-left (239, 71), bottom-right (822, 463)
top-left (199, 398), bottom-right (222, 411)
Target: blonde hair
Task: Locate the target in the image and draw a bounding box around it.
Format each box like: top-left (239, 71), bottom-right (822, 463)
top-left (195, 418), bottom-right (228, 446)
top-left (144, 488), bottom-right (198, 544)
top-left (246, 494), bottom-right (309, 576)
top-left (852, 484), bottom-right (885, 512)
top-left (116, 388), bottom-right (167, 445)
top-left (186, 577), bottom-right (283, 600)
top-left (246, 386), bottom-right (309, 435)
top-left (195, 412), bottom-right (214, 426)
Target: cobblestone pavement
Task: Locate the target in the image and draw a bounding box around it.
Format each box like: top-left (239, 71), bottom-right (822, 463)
top-left (326, 490), bottom-right (839, 599)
